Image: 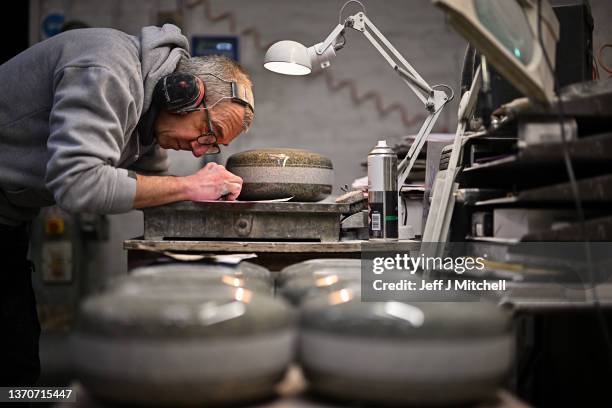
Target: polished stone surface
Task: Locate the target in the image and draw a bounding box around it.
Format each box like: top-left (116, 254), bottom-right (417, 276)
top-left (73, 284), bottom-right (296, 406)
top-left (279, 275), bottom-right (359, 306)
top-left (109, 261), bottom-right (273, 293)
top-left (297, 288), bottom-right (513, 405)
top-left (77, 284), bottom-right (293, 338)
top-left (300, 288), bottom-right (511, 338)
top-left (278, 259), bottom-right (362, 286)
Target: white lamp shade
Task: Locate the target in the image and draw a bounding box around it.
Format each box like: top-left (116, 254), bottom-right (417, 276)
top-left (264, 40), bottom-right (312, 75)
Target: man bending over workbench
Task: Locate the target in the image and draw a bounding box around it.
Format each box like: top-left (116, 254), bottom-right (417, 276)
top-left (0, 24), bottom-right (254, 385)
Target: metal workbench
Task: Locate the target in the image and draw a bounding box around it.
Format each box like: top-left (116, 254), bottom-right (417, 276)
top-left (123, 239), bottom-right (421, 271)
top-left (142, 201), bottom-right (354, 242)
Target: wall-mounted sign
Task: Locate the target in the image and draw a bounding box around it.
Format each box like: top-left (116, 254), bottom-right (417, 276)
top-left (192, 36), bottom-right (239, 61)
top-left (42, 13), bottom-right (65, 38)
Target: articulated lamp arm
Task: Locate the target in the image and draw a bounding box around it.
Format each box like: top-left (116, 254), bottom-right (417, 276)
top-left (314, 13), bottom-right (434, 103)
top-left (314, 12), bottom-right (452, 189)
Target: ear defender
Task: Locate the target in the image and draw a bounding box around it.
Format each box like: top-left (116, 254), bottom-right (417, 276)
top-left (153, 73), bottom-right (206, 113)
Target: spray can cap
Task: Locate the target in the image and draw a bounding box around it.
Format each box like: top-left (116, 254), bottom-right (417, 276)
top-left (369, 140), bottom-right (395, 156)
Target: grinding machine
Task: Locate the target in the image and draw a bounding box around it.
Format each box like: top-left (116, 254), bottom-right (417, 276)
top-left (142, 148), bottom-right (368, 243)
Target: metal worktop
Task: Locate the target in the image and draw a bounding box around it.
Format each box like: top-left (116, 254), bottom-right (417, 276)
top-left (142, 201), bottom-right (354, 242)
top-left (123, 239), bottom-right (421, 271)
top-left (124, 239), bottom-right (364, 253)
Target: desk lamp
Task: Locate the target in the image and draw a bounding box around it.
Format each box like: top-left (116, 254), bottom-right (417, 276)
top-left (263, 0), bottom-right (454, 236)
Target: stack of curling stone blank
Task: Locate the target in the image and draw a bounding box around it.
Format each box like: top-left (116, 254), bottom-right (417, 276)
top-left (72, 261), bottom-right (295, 407)
top-left (298, 286), bottom-right (514, 406)
top-left (107, 261), bottom-right (274, 295)
top-left (277, 258), bottom-right (362, 306)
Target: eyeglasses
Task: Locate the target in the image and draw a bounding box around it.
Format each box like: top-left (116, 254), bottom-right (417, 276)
top-left (180, 73), bottom-right (254, 155)
top-left (196, 109), bottom-right (221, 155)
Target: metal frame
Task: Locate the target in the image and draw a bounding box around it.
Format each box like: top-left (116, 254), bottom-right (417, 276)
top-left (422, 64), bottom-right (482, 250)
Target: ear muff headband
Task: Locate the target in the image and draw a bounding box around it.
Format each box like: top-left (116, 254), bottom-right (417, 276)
top-left (153, 73), bottom-right (206, 112)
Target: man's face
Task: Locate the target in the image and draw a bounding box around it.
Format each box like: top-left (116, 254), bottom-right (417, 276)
top-left (154, 102), bottom-right (247, 158)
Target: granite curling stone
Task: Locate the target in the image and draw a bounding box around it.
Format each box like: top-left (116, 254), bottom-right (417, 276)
top-left (109, 262), bottom-right (273, 294)
top-left (278, 258), bottom-right (362, 287)
top-left (278, 270), bottom-right (361, 306)
top-left (298, 288), bottom-right (513, 406)
top-left (226, 148), bottom-right (333, 201)
top-left (73, 285), bottom-right (295, 407)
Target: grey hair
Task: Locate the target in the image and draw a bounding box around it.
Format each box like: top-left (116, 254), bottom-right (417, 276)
top-left (175, 55), bottom-right (254, 131)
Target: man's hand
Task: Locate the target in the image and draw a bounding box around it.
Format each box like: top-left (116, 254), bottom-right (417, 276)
top-left (184, 162), bottom-right (243, 201)
top-left (133, 163), bottom-right (243, 209)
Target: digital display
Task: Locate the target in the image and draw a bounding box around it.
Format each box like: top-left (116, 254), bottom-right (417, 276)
top-left (474, 0), bottom-right (534, 65)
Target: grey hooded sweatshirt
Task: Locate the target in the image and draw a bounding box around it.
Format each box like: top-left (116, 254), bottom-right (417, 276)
top-left (0, 24), bottom-right (189, 225)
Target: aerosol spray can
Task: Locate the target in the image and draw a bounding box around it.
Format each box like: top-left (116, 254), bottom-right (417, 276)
top-left (367, 140), bottom-right (398, 240)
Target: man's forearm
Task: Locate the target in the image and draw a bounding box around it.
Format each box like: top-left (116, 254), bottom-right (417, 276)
top-left (132, 163), bottom-right (243, 208)
top-left (133, 174), bottom-right (189, 208)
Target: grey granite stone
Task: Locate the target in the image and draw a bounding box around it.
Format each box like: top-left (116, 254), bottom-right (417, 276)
top-left (278, 258), bottom-right (362, 286)
top-left (226, 148), bottom-right (334, 202)
top-left (297, 288), bottom-right (513, 405)
top-left (278, 275), bottom-right (360, 306)
top-left (108, 262), bottom-right (273, 294)
top-left (300, 288), bottom-right (511, 339)
top-left (76, 284), bottom-right (293, 338)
